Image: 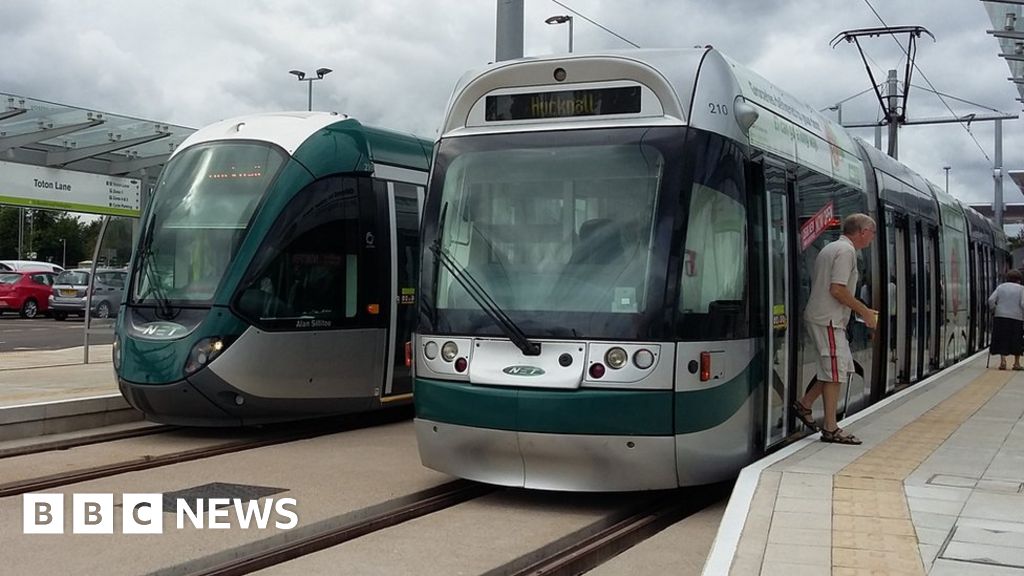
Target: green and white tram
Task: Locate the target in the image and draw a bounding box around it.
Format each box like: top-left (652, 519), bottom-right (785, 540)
top-left (413, 49), bottom-right (1005, 491)
top-left (116, 112), bottom-right (431, 425)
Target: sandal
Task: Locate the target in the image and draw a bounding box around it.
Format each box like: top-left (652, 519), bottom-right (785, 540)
top-left (999, 363), bottom-right (1007, 370)
top-left (1014, 366), bottom-right (1024, 371)
top-left (791, 401), bottom-right (819, 432)
top-left (820, 427), bottom-right (862, 445)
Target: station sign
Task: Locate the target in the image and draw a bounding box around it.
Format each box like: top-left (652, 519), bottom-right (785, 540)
top-left (0, 160), bottom-right (140, 217)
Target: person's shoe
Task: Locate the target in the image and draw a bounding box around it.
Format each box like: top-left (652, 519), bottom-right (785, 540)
top-left (820, 427), bottom-right (862, 445)
top-left (791, 401), bottom-right (819, 432)
top-left (1013, 365), bottom-right (1024, 371)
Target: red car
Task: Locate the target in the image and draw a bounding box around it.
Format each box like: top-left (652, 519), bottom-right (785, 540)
top-left (0, 271), bottom-right (57, 318)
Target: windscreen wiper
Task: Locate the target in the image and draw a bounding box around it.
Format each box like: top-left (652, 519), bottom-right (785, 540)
top-left (137, 237), bottom-right (175, 319)
top-left (431, 204), bottom-right (540, 356)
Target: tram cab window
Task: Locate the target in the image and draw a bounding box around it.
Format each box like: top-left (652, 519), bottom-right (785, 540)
top-left (235, 176), bottom-right (361, 330)
top-left (676, 130), bottom-right (748, 340)
top-left (678, 183), bottom-right (747, 339)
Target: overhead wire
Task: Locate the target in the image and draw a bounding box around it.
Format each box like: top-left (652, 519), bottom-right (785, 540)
top-left (819, 84), bottom-right (885, 111)
top-left (549, 0), bottom-right (641, 48)
top-left (909, 84), bottom-right (1009, 114)
top-left (861, 0), bottom-right (993, 163)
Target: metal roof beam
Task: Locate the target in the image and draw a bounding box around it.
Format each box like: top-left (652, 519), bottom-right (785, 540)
top-left (107, 153), bottom-right (170, 175)
top-left (1000, 53), bottom-right (1024, 61)
top-left (0, 108), bottom-right (27, 121)
top-left (983, 0), bottom-right (1024, 5)
top-left (0, 118), bottom-right (104, 153)
top-left (989, 29), bottom-right (1024, 39)
top-left (45, 131), bottom-right (170, 166)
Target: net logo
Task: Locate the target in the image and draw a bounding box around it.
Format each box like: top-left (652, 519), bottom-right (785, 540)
top-left (23, 493), bottom-right (298, 534)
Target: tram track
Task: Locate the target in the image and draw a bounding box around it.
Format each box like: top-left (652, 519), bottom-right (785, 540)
top-left (189, 480), bottom-right (495, 576)
top-left (0, 406), bottom-right (412, 498)
top-left (495, 483), bottom-right (731, 576)
top-left (177, 482), bottom-right (730, 576)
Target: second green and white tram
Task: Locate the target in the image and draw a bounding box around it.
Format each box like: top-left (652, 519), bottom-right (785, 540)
top-left (117, 112), bottom-right (432, 425)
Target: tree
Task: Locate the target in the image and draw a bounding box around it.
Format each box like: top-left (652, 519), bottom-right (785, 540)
top-left (0, 207), bottom-right (113, 267)
top-left (0, 207), bottom-right (19, 259)
top-left (1010, 226), bottom-right (1024, 252)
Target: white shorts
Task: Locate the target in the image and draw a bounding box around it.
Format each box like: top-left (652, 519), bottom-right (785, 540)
top-left (807, 322), bottom-right (853, 384)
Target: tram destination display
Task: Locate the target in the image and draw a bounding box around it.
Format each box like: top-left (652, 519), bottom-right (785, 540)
top-left (485, 86), bottom-right (641, 121)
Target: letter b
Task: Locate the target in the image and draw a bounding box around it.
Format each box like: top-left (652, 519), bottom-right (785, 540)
top-left (23, 494), bottom-right (64, 534)
top-left (73, 494), bottom-right (113, 534)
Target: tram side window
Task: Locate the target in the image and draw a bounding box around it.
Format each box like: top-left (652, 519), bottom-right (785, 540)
top-left (678, 183), bottom-right (748, 339)
top-left (235, 176), bottom-right (361, 330)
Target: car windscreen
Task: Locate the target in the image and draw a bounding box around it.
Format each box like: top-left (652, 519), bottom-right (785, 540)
top-left (55, 271), bottom-right (89, 285)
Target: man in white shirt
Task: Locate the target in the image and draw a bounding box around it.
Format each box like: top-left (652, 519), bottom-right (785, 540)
top-left (793, 213), bottom-right (878, 445)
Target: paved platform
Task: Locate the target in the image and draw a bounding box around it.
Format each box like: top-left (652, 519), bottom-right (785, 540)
top-left (0, 345), bottom-right (135, 440)
top-left (704, 352), bottom-right (1024, 575)
top-left (0, 345), bottom-right (117, 407)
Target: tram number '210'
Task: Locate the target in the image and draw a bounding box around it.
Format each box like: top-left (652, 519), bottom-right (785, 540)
top-left (708, 102), bottom-right (729, 115)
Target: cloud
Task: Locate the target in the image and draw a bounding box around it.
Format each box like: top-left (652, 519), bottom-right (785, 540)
top-left (0, 0), bottom-right (1019, 206)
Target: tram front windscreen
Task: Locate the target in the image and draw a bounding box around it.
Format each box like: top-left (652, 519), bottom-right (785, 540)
top-left (131, 142), bottom-right (287, 307)
top-left (424, 127), bottom-right (681, 340)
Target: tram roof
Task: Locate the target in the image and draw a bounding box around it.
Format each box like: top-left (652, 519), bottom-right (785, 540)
top-left (176, 111), bottom-right (431, 171)
top-left (440, 48), bottom-right (864, 189)
top-left (441, 49), bottom-right (707, 135)
top-left (0, 92), bottom-right (194, 190)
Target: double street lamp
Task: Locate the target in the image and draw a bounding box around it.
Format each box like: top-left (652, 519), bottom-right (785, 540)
top-left (288, 67), bottom-right (333, 111)
top-left (545, 15), bottom-right (574, 53)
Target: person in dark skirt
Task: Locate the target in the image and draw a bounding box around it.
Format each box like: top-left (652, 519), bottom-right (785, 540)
top-left (988, 269), bottom-right (1024, 370)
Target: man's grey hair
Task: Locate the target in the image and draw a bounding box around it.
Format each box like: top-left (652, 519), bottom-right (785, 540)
top-left (842, 213), bottom-right (876, 236)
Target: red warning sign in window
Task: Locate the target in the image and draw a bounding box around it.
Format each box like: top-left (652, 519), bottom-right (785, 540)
top-left (800, 201), bottom-right (835, 252)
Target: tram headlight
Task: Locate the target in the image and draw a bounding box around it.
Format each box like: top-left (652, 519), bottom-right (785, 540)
top-left (424, 341), bottom-right (439, 360)
top-left (184, 337), bottom-right (228, 376)
top-left (605, 347), bottom-right (628, 369)
top-left (112, 336), bottom-right (122, 371)
top-left (441, 341), bottom-right (459, 362)
top-left (633, 348), bottom-right (655, 370)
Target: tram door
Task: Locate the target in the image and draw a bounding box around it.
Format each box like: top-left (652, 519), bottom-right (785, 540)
top-left (893, 214), bottom-right (911, 387)
top-left (764, 164), bottom-right (794, 447)
top-left (381, 182), bottom-right (423, 400)
top-left (924, 226), bottom-right (940, 372)
top-left (968, 241), bottom-right (978, 354)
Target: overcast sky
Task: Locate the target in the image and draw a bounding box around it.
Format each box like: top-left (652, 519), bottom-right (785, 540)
top-left (1, 0), bottom-right (1020, 207)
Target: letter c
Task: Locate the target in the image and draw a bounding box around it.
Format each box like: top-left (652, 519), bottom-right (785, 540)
top-left (133, 502), bottom-right (152, 526)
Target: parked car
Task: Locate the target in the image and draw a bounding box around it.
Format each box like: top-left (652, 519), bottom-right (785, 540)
top-left (0, 260), bottom-right (64, 273)
top-left (0, 271), bottom-right (57, 318)
top-left (49, 268), bottom-right (128, 320)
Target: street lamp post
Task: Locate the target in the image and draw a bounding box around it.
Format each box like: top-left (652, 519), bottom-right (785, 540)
top-left (545, 15), bottom-right (574, 53)
top-left (943, 166), bottom-right (951, 194)
top-left (288, 68), bottom-right (333, 111)
top-left (60, 238), bottom-right (66, 268)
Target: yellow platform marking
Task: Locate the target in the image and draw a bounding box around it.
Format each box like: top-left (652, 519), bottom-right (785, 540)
top-left (831, 368), bottom-right (1011, 575)
top-left (380, 392), bottom-right (413, 404)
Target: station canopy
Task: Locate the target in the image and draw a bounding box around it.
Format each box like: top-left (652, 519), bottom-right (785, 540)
top-left (1, 92), bottom-right (194, 217)
top-left (985, 1), bottom-right (1024, 110)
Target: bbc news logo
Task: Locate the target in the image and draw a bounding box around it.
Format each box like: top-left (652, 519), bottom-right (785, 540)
top-left (23, 493), bottom-right (298, 534)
